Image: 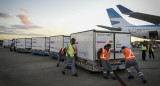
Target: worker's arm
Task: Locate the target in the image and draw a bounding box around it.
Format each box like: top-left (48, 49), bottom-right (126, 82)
top-left (65, 44), bottom-right (68, 53)
top-left (120, 49), bottom-right (125, 54)
top-left (97, 48), bottom-right (102, 59)
top-left (110, 50), bottom-right (120, 53)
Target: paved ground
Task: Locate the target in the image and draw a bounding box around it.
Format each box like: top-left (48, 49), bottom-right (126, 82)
top-left (0, 47), bottom-right (160, 86)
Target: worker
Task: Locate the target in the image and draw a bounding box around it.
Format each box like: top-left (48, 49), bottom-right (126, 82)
top-left (148, 44), bottom-right (155, 60)
top-left (120, 46), bottom-right (147, 83)
top-left (97, 44), bottom-right (117, 80)
top-left (56, 48), bottom-right (66, 67)
top-left (62, 38), bottom-right (78, 77)
top-left (141, 40), bottom-right (147, 61)
top-left (67, 46), bottom-right (77, 69)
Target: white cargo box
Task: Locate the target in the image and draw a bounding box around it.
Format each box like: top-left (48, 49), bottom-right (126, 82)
top-left (15, 39), bottom-right (17, 48)
top-left (71, 30), bottom-right (131, 71)
top-left (3, 39), bottom-right (9, 47)
top-left (50, 35), bottom-right (70, 53)
top-left (8, 40), bottom-right (12, 47)
top-left (32, 37), bottom-right (50, 51)
top-left (71, 30), bottom-right (130, 61)
top-left (16, 38), bottom-right (32, 49)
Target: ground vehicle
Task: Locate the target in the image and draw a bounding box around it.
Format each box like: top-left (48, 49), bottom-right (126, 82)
top-left (16, 38), bottom-right (32, 53)
top-left (31, 37), bottom-right (50, 55)
top-left (49, 35), bottom-right (70, 59)
top-left (71, 30), bottom-right (131, 72)
top-left (10, 39), bottom-right (16, 51)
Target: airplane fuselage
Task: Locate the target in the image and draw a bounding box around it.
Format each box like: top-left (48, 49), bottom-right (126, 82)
top-left (121, 25), bottom-right (160, 40)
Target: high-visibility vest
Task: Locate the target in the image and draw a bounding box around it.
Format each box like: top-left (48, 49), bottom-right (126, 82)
top-left (148, 46), bottom-right (154, 52)
top-left (124, 48), bottom-right (136, 61)
top-left (66, 43), bottom-right (76, 57)
top-left (61, 48), bottom-right (65, 55)
top-left (141, 44), bottom-right (147, 50)
top-left (100, 48), bottom-right (110, 61)
top-left (74, 47), bottom-right (77, 54)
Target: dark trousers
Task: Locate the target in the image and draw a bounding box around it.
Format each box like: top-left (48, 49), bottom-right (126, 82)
top-left (101, 60), bottom-right (115, 78)
top-left (142, 50), bottom-right (146, 60)
top-left (149, 51), bottom-right (154, 59)
top-left (126, 59), bottom-right (146, 81)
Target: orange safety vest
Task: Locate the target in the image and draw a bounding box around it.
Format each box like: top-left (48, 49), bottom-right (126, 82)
top-left (100, 48), bottom-right (110, 61)
top-left (74, 47), bottom-right (77, 54)
top-left (61, 48), bottom-right (65, 55)
top-left (124, 48), bottom-right (136, 61)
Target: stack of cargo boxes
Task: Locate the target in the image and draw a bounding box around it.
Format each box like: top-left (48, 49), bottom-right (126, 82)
top-left (3, 30), bottom-right (131, 72)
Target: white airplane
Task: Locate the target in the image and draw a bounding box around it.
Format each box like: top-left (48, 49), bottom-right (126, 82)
top-left (97, 5), bottom-right (160, 40)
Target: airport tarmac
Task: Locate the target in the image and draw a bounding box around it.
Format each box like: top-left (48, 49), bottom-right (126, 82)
top-left (0, 47), bottom-right (160, 86)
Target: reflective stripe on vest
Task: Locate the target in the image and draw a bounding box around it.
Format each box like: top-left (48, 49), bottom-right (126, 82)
top-left (124, 48), bottom-right (136, 61)
top-left (66, 43), bottom-right (75, 57)
top-left (100, 48), bottom-right (110, 61)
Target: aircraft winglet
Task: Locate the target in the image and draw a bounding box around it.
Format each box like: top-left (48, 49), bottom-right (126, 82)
top-left (116, 5), bottom-right (133, 14)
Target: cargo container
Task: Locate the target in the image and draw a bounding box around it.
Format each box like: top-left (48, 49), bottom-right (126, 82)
top-left (16, 38), bottom-right (32, 53)
top-left (3, 39), bottom-right (9, 48)
top-left (49, 35), bottom-right (70, 58)
top-left (31, 37), bottom-right (50, 55)
top-left (8, 40), bottom-right (12, 47)
top-left (71, 30), bottom-right (131, 72)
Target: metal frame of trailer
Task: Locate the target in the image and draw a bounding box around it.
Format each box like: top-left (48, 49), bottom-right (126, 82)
top-left (16, 38), bottom-right (32, 53)
top-left (49, 35), bottom-right (70, 59)
top-left (71, 30), bottom-right (131, 72)
top-left (31, 37), bottom-right (50, 56)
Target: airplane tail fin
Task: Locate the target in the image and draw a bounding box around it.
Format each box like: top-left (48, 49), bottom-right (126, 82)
top-left (116, 5), bottom-right (133, 14)
top-left (107, 8), bottom-right (133, 28)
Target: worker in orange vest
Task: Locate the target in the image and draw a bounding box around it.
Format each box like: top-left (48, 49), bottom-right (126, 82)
top-left (120, 46), bottom-right (147, 83)
top-left (97, 44), bottom-right (117, 80)
top-left (57, 48), bottom-right (66, 67)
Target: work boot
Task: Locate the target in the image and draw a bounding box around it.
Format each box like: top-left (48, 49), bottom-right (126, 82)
top-left (112, 77), bottom-right (116, 80)
top-left (57, 63), bottom-right (59, 67)
top-left (128, 76), bottom-right (134, 79)
top-left (103, 76), bottom-right (108, 79)
top-left (143, 80), bottom-right (147, 83)
top-left (62, 71), bottom-right (65, 75)
top-left (72, 74), bottom-right (79, 77)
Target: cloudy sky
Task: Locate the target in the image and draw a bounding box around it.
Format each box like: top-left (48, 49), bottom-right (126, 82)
top-left (0, 0), bottom-right (160, 41)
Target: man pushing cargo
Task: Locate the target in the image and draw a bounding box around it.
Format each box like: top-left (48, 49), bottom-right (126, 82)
top-left (57, 48), bottom-right (66, 67)
top-left (120, 46), bottom-right (147, 83)
top-left (97, 44), bottom-right (116, 80)
top-left (62, 38), bottom-right (78, 77)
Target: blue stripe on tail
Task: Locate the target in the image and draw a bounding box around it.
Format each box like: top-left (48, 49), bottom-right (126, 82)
top-left (107, 8), bottom-right (122, 18)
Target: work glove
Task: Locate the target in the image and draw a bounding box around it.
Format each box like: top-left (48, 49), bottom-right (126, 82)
top-left (120, 50), bottom-right (122, 53)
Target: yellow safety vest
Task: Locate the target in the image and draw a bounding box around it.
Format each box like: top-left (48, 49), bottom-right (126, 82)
top-left (148, 46), bottom-right (154, 52)
top-left (66, 43), bottom-right (75, 57)
top-left (141, 44), bottom-right (147, 50)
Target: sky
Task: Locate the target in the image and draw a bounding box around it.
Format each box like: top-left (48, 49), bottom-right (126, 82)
top-left (0, 0), bottom-right (160, 42)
